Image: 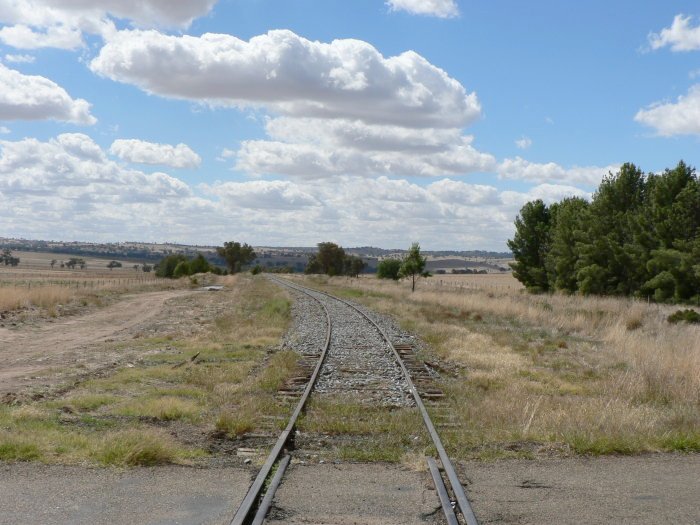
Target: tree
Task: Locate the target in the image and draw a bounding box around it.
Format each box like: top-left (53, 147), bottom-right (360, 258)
top-left (217, 242), bottom-right (256, 274)
top-left (304, 242), bottom-right (367, 277)
top-left (188, 254), bottom-right (213, 274)
top-left (344, 254), bottom-right (366, 277)
top-left (142, 264), bottom-right (153, 273)
top-left (507, 200), bottom-right (552, 293)
top-left (305, 242), bottom-right (345, 275)
top-left (545, 197), bottom-right (589, 292)
top-left (400, 242), bottom-right (429, 292)
top-left (1, 249), bottom-right (19, 267)
top-left (50, 259), bottom-right (57, 269)
top-left (65, 257), bottom-right (86, 269)
top-left (575, 163), bottom-right (646, 295)
top-left (377, 258), bottom-right (402, 280)
top-left (173, 260), bottom-right (190, 278)
top-left (107, 260), bottom-right (122, 270)
top-left (155, 254), bottom-right (188, 278)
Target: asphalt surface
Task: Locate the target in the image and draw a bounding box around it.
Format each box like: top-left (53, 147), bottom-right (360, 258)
top-left (2, 455), bottom-right (698, 524)
top-left (462, 454), bottom-right (700, 524)
top-left (0, 464), bottom-right (251, 525)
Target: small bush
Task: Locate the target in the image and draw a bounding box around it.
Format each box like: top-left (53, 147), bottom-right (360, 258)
top-left (667, 309), bottom-right (700, 324)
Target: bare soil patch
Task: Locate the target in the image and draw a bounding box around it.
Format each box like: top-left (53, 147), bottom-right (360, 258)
top-left (0, 290), bottom-right (192, 400)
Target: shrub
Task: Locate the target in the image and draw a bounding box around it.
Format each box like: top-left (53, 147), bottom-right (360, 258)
top-left (667, 309), bottom-right (700, 324)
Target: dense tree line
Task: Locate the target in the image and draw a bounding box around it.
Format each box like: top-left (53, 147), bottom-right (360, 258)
top-left (508, 161), bottom-right (700, 303)
top-left (305, 242), bottom-right (366, 277)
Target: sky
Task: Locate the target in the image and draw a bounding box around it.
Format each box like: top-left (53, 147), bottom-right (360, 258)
top-left (1, 1), bottom-right (699, 250)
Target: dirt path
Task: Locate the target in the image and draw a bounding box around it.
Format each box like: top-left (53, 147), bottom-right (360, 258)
top-left (0, 290), bottom-right (192, 397)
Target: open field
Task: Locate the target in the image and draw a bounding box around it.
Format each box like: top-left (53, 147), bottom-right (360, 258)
top-left (295, 273), bottom-right (700, 458)
top-left (0, 251), bottom-right (176, 317)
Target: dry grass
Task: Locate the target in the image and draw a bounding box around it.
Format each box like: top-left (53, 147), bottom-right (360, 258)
top-left (0, 250), bottom-right (187, 315)
top-left (0, 274), bottom-right (298, 466)
top-left (297, 274), bottom-right (700, 457)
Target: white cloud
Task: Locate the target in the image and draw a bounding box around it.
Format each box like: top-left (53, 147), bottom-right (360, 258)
top-left (0, 133), bottom-right (595, 250)
top-left (387, 0), bottom-right (459, 18)
top-left (498, 157), bottom-right (618, 186)
top-left (515, 136), bottom-right (532, 150)
top-left (236, 131), bottom-right (496, 178)
top-left (0, 0), bottom-right (217, 49)
top-left (3, 53), bottom-right (34, 63)
top-left (649, 14), bottom-right (700, 52)
top-left (204, 180), bottom-right (320, 210)
top-left (635, 84), bottom-right (700, 136)
top-left (110, 139), bottom-right (201, 169)
top-left (0, 126), bottom-right (9, 134)
top-left (0, 23), bottom-right (83, 50)
top-left (0, 62), bottom-right (96, 124)
top-left (500, 184), bottom-right (591, 208)
top-left (90, 29), bottom-right (480, 129)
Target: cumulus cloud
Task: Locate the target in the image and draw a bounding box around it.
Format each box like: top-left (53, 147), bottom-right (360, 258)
top-left (515, 136), bottom-right (532, 150)
top-left (204, 180), bottom-right (320, 210)
top-left (0, 0), bottom-right (217, 49)
top-left (387, 0), bottom-right (459, 18)
top-left (0, 126), bottom-right (9, 134)
top-left (0, 133), bottom-right (205, 241)
top-left (90, 29), bottom-right (480, 129)
top-left (648, 14), bottom-right (700, 52)
top-left (0, 133), bottom-right (595, 249)
top-left (236, 131), bottom-right (496, 178)
top-left (635, 84), bottom-right (700, 136)
top-left (498, 157), bottom-right (618, 186)
top-left (501, 184), bottom-right (592, 208)
top-left (0, 62), bottom-right (95, 124)
top-left (110, 139), bottom-right (201, 169)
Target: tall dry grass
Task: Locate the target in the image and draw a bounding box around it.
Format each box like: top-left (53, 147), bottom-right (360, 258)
top-left (301, 274), bottom-right (700, 456)
top-left (0, 273), bottom-right (181, 314)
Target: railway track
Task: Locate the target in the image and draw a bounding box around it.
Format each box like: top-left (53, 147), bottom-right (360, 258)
top-left (230, 277), bottom-right (479, 525)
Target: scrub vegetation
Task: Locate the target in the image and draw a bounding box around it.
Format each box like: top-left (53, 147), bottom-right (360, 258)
top-left (300, 273), bottom-right (700, 459)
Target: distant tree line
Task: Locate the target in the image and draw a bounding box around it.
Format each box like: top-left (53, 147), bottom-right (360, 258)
top-left (305, 242), bottom-right (366, 277)
top-left (155, 241), bottom-right (256, 279)
top-left (508, 161), bottom-right (700, 303)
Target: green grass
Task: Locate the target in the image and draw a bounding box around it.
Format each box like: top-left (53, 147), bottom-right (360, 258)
top-left (112, 396), bottom-right (202, 422)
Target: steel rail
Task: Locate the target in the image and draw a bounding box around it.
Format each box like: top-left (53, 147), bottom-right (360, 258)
top-left (229, 279), bottom-right (332, 525)
top-left (427, 457), bottom-right (459, 525)
top-left (251, 455), bottom-right (291, 525)
top-left (277, 278), bottom-right (480, 525)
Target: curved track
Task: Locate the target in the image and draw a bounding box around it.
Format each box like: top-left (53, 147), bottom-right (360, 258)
top-left (230, 277), bottom-right (478, 525)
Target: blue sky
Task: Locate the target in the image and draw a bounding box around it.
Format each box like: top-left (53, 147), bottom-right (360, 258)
top-left (0, 1), bottom-right (699, 250)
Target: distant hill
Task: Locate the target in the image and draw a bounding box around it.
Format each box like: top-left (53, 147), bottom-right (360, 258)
top-left (0, 238), bottom-right (511, 269)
